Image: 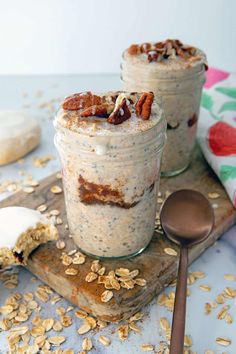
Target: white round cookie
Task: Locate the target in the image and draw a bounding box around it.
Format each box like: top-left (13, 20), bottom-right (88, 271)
top-left (0, 206), bottom-right (58, 269)
top-left (0, 110), bottom-right (41, 165)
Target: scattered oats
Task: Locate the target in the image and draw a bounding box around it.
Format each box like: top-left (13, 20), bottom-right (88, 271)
top-left (204, 303), bottom-right (212, 315)
top-left (184, 335), bottom-right (193, 347)
top-left (160, 317), bottom-right (170, 331)
top-left (99, 335), bottom-right (111, 346)
top-left (208, 192), bottom-right (220, 199)
top-left (66, 306), bottom-right (74, 312)
top-left (77, 322), bottom-right (91, 335)
top-left (187, 274), bottom-right (196, 285)
top-left (187, 288), bottom-right (191, 297)
top-left (164, 248), bottom-right (178, 256)
top-left (56, 307), bottom-right (66, 316)
top-left (110, 276), bottom-right (121, 290)
top-left (23, 179), bottom-right (39, 187)
top-left (98, 266), bottom-right (106, 275)
top-left (53, 320), bottom-right (63, 332)
top-left (224, 274), bottom-right (236, 281)
top-left (157, 293), bottom-right (168, 306)
top-left (115, 268), bottom-right (130, 276)
top-left (215, 337), bottom-right (231, 347)
top-left (50, 209), bottom-right (60, 216)
top-left (82, 337), bottom-right (93, 351)
top-left (48, 336), bottom-right (66, 345)
top-left (61, 315), bottom-right (72, 327)
top-left (32, 315), bottom-right (42, 326)
top-left (68, 249), bottom-right (77, 256)
top-left (85, 272), bottom-right (98, 283)
top-left (42, 318), bottom-right (54, 331)
top-left (128, 312), bottom-right (144, 322)
top-left (51, 296), bottom-right (61, 305)
top-left (65, 268), bottom-right (78, 276)
top-left (10, 326), bottom-right (29, 335)
top-left (22, 186), bottom-right (35, 194)
top-left (212, 203), bottom-right (218, 209)
top-left (117, 324), bottom-right (129, 341)
top-left (135, 278), bottom-right (147, 287)
top-left (33, 155), bottom-right (54, 168)
top-left (75, 309), bottom-right (88, 319)
top-left (0, 319), bottom-right (11, 330)
top-left (51, 185), bottom-right (62, 194)
top-left (91, 260), bottom-right (101, 273)
top-left (217, 305), bottom-right (229, 320)
top-left (97, 319), bottom-right (108, 329)
top-left (62, 255), bottom-right (73, 266)
top-left (85, 316), bottom-right (97, 329)
top-left (35, 289), bottom-right (49, 302)
top-left (223, 287), bottom-right (236, 298)
top-left (56, 217), bottom-right (63, 225)
top-left (37, 204), bottom-right (48, 212)
top-left (225, 312), bottom-right (233, 324)
top-left (31, 326), bottom-right (45, 337)
top-left (129, 322), bottom-right (141, 333)
top-left (216, 294), bottom-right (225, 304)
top-left (73, 251), bottom-right (86, 264)
top-left (141, 344), bottom-right (154, 351)
top-left (199, 284), bottom-right (211, 292)
top-left (56, 240), bottom-right (65, 250)
top-left (15, 313), bottom-right (29, 322)
top-left (0, 305), bottom-right (14, 314)
top-left (192, 271), bottom-right (206, 279)
top-left (129, 269), bottom-right (140, 278)
top-left (157, 197), bottom-right (163, 204)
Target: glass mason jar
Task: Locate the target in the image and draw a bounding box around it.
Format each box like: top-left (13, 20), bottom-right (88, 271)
top-left (54, 93), bottom-right (166, 259)
top-left (121, 48), bottom-right (207, 176)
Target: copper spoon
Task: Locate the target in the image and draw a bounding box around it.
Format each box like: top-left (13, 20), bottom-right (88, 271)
top-left (160, 189), bottom-right (214, 354)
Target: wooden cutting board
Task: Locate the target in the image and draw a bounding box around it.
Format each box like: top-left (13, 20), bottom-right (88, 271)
top-left (1, 146), bottom-right (236, 322)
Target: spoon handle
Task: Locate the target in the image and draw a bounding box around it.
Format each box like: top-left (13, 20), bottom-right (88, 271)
top-left (170, 246), bottom-right (188, 354)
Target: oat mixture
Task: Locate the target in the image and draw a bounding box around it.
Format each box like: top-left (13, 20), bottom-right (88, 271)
top-left (54, 91), bottom-right (166, 257)
top-left (121, 39), bottom-right (207, 175)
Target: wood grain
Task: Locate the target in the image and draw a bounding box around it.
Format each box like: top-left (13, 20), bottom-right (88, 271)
top-left (1, 145), bottom-right (236, 322)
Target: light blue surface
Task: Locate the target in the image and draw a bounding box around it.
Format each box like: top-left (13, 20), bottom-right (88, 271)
top-left (0, 75), bottom-right (235, 353)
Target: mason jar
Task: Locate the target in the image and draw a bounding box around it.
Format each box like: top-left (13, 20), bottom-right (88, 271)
top-left (54, 92), bottom-right (166, 259)
top-left (121, 43), bottom-right (207, 176)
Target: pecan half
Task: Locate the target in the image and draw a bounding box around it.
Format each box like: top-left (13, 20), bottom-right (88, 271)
top-left (135, 92), bottom-right (154, 120)
top-left (80, 104), bottom-right (114, 118)
top-left (62, 92), bottom-right (102, 110)
top-left (127, 44), bottom-right (141, 55)
top-left (107, 98), bottom-right (131, 125)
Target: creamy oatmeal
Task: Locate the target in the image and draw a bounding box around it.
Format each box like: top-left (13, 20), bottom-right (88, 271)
top-left (54, 91), bottom-right (166, 258)
top-left (121, 39), bottom-right (207, 176)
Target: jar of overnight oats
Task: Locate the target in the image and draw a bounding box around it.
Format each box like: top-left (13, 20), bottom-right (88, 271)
top-left (54, 91), bottom-right (166, 259)
top-left (121, 39), bottom-right (207, 176)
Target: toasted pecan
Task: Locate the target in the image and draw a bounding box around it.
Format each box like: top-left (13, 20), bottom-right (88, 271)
top-left (127, 44), bottom-right (141, 55)
top-left (62, 92), bottom-right (102, 110)
top-left (80, 104), bottom-right (114, 118)
top-left (108, 98), bottom-right (131, 125)
top-left (135, 92), bottom-right (154, 120)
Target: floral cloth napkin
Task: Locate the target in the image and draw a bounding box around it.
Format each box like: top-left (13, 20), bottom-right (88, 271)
top-left (198, 68), bottom-right (236, 208)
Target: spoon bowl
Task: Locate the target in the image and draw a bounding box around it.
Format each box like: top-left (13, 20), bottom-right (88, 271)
top-left (161, 189), bottom-right (214, 246)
